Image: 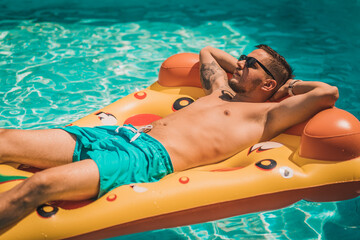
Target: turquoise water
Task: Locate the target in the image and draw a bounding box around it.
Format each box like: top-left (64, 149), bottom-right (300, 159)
top-left (1, 0), bottom-right (359, 239)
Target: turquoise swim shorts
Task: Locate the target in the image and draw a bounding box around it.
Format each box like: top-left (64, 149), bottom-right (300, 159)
top-left (59, 125), bottom-right (173, 198)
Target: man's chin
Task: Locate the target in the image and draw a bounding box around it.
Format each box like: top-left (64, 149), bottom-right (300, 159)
top-left (228, 80), bottom-right (244, 94)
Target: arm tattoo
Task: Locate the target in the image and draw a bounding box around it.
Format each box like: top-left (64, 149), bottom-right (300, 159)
top-left (200, 61), bottom-right (225, 90)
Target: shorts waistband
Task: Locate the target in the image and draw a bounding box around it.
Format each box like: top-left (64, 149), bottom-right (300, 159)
top-left (115, 124), bottom-right (174, 174)
top-left (115, 124), bottom-right (153, 142)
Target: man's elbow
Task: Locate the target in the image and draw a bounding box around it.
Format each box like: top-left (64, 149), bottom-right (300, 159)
top-left (200, 46), bottom-right (209, 52)
top-left (199, 46), bottom-right (213, 58)
top-left (200, 46), bottom-right (213, 52)
top-left (322, 85), bottom-right (339, 107)
top-left (329, 86), bottom-right (339, 105)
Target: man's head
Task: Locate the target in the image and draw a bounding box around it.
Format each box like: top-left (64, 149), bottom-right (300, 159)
top-left (229, 44), bottom-right (294, 102)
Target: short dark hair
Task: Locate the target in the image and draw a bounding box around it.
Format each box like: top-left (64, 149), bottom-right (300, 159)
top-left (255, 44), bottom-right (294, 87)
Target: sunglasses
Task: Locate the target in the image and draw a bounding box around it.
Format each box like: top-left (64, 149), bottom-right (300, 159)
top-left (238, 55), bottom-right (275, 80)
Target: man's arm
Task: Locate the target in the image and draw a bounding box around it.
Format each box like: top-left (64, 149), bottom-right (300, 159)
top-left (199, 46), bottom-right (238, 95)
top-left (263, 80), bottom-right (339, 140)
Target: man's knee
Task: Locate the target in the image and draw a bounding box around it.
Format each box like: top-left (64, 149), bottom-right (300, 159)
top-left (3, 172), bottom-right (52, 211)
top-left (21, 172), bottom-right (53, 204)
top-left (29, 172), bottom-right (52, 194)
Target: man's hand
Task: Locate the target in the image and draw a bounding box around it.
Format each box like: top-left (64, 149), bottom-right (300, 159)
top-left (269, 79), bottom-right (300, 102)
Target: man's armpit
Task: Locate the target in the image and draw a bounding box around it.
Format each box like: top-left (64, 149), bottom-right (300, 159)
top-left (200, 61), bottom-right (226, 90)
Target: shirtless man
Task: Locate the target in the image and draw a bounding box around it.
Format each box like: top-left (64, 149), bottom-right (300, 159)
top-left (0, 44), bottom-right (338, 228)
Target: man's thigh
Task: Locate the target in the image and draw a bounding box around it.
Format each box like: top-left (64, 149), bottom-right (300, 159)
top-left (37, 159), bottom-right (100, 201)
top-left (0, 128), bottom-right (76, 168)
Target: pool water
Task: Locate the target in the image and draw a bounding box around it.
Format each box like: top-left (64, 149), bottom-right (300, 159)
top-left (1, 0), bottom-right (359, 239)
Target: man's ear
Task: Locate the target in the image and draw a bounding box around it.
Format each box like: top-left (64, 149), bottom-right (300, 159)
top-left (262, 79), bottom-right (277, 92)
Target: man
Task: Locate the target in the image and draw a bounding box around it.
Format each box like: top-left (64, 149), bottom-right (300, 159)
top-left (0, 44), bottom-right (338, 228)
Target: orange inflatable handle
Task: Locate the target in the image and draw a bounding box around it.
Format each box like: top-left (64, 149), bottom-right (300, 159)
top-left (300, 108), bottom-right (360, 160)
top-left (158, 53), bottom-right (232, 88)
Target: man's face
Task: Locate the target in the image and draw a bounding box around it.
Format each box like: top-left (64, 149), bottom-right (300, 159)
top-left (228, 49), bottom-right (272, 94)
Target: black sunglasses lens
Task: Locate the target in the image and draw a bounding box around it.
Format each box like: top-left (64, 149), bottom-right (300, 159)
top-left (239, 55), bottom-right (275, 79)
top-left (238, 55), bottom-right (256, 68)
top-left (246, 57), bottom-right (256, 68)
top-left (239, 55), bottom-right (247, 61)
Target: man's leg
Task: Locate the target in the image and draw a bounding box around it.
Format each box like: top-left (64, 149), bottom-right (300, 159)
top-left (0, 128), bottom-right (76, 168)
top-left (0, 159), bottom-right (100, 229)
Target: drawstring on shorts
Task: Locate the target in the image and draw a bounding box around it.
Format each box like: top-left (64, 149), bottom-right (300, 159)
top-left (115, 125), bottom-right (153, 142)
